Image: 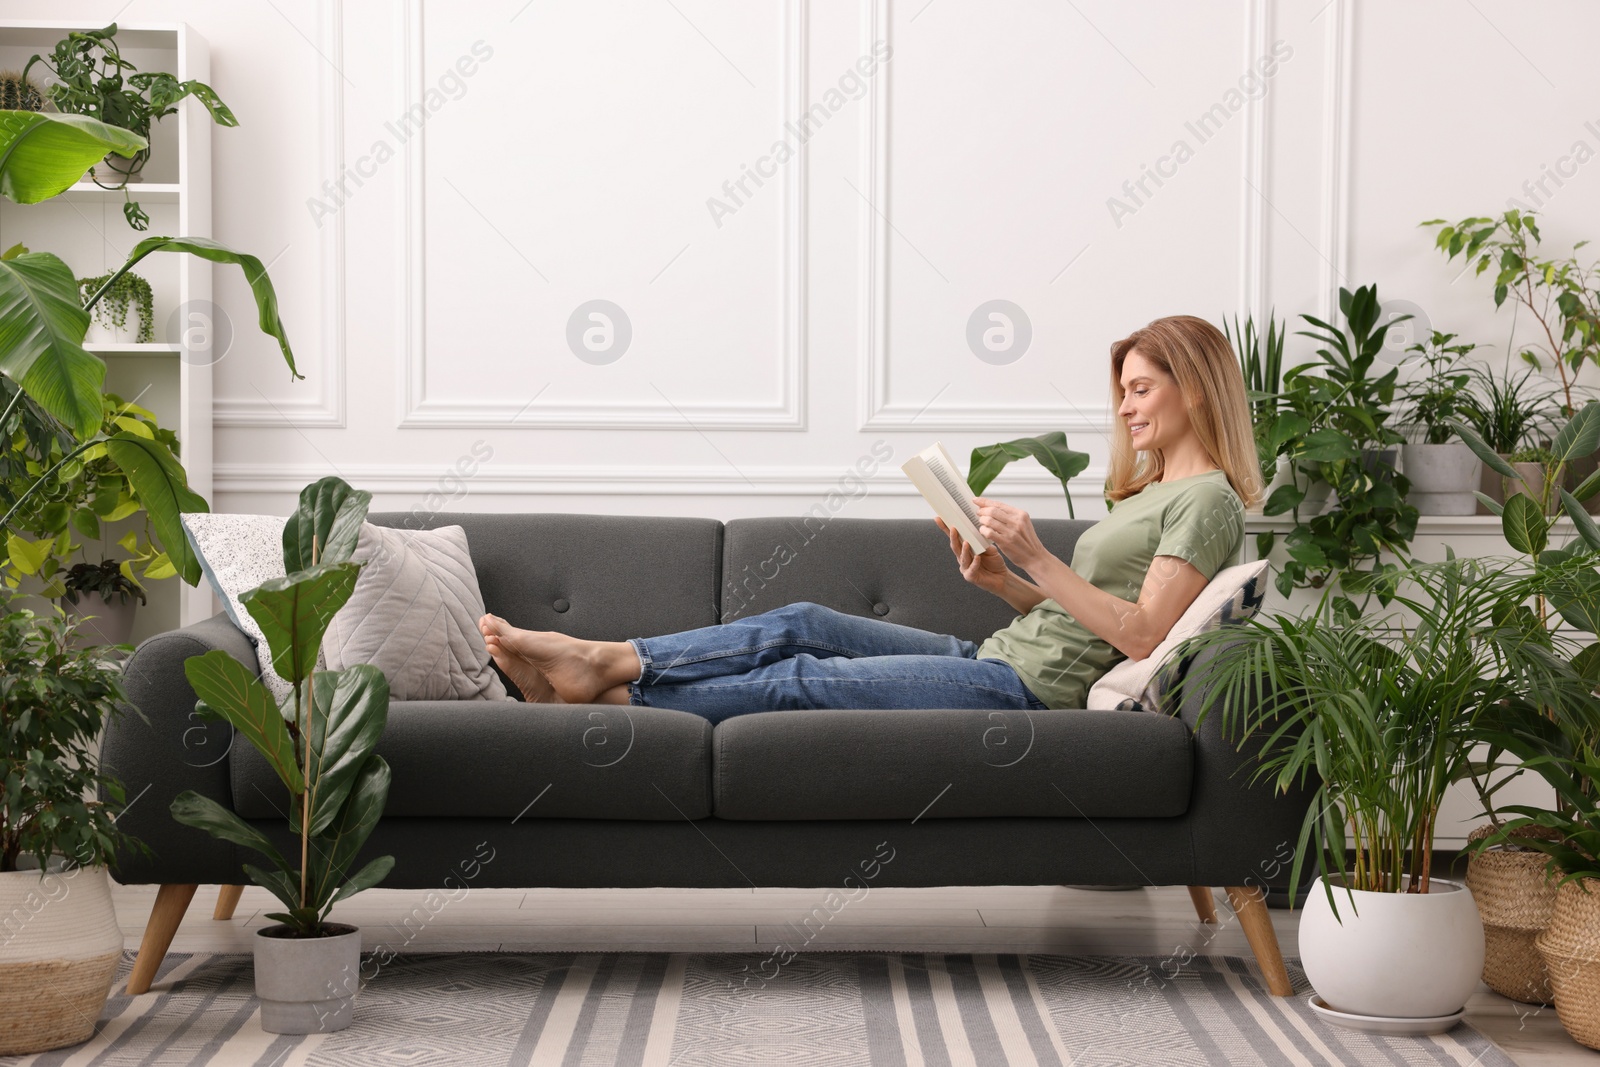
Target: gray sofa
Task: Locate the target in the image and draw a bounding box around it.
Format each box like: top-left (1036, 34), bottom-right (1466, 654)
top-left (105, 511), bottom-right (1312, 996)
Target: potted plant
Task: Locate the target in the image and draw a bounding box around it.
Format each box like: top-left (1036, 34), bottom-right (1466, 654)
top-left (1505, 446), bottom-right (1565, 514)
top-left (60, 558), bottom-right (146, 647)
top-left (1437, 407), bottom-right (1600, 1008)
top-left (1171, 551), bottom-right (1600, 1026)
top-left (170, 476), bottom-right (394, 1035)
top-left (1257, 285), bottom-right (1418, 618)
top-left (1224, 311), bottom-right (1288, 497)
top-left (1395, 331), bottom-right (1482, 514)
top-left (2, 392), bottom-right (182, 608)
top-left (24, 23), bottom-right (236, 229)
top-left (0, 110), bottom-right (299, 601)
top-left (0, 70), bottom-right (43, 112)
top-left (1458, 362), bottom-right (1564, 514)
top-left (1424, 210), bottom-right (1600, 513)
top-left (77, 271), bottom-right (153, 345)
top-left (0, 600), bottom-right (142, 1056)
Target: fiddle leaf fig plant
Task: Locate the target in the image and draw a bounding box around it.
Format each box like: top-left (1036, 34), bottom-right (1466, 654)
top-left (170, 477), bottom-right (393, 937)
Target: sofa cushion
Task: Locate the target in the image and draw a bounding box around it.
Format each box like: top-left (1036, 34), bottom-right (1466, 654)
top-left (711, 707), bottom-right (1192, 820)
top-left (721, 516), bottom-right (1094, 645)
top-left (233, 703), bottom-right (713, 820)
top-left (321, 523), bottom-right (510, 702)
top-left (367, 510), bottom-right (722, 642)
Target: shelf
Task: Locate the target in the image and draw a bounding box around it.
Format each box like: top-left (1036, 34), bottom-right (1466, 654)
top-left (57, 182), bottom-right (183, 202)
top-left (85, 343), bottom-right (183, 356)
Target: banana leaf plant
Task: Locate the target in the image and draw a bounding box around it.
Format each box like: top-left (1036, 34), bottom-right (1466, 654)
top-left (171, 477), bottom-right (394, 937)
top-left (0, 109), bottom-right (301, 588)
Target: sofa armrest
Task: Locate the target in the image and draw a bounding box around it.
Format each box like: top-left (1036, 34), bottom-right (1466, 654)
top-left (101, 612), bottom-right (261, 886)
top-left (1176, 638), bottom-right (1317, 888)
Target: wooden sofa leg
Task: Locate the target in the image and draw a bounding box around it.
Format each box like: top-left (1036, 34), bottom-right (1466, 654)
top-left (213, 884), bottom-right (244, 921)
top-left (1225, 885), bottom-right (1293, 997)
top-left (127, 884), bottom-right (198, 994)
top-left (1187, 885), bottom-right (1218, 924)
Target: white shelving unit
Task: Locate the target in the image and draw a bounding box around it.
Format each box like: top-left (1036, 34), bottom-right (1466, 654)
top-left (0, 20), bottom-right (214, 641)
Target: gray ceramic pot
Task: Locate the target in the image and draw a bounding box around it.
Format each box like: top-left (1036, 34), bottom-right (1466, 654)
top-left (254, 924), bottom-right (361, 1034)
top-left (1401, 442), bottom-right (1482, 515)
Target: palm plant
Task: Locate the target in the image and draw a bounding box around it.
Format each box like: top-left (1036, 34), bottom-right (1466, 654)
top-left (1458, 362), bottom-right (1562, 456)
top-left (1224, 312), bottom-right (1286, 486)
top-left (1170, 551), bottom-right (1600, 916)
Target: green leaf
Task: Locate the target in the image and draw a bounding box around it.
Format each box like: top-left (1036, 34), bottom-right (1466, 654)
top-left (4, 532), bottom-right (51, 575)
top-left (327, 854), bottom-right (396, 910)
top-left (966, 432), bottom-right (1091, 520)
top-left (1474, 491), bottom-right (1504, 516)
top-left (1573, 643), bottom-right (1600, 684)
top-left (0, 249), bottom-right (103, 437)
top-left (69, 507), bottom-right (99, 541)
top-left (182, 649), bottom-right (305, 793)
top-left (0, 111), bottom-right (146, 204)
top-left (240, 562), bottom-right (362, 687)
top-left (305, 665), bottom-right (389, 836)
top-left (104, 433), bottom-right (208, 587)
top-left (1562, 490), bottom-right (1600, 553)
top-left (1501, 493), bottom-right (1547, 556)
top-left (308, 755), bottom-right (392, 911)
top-left (89, 235), bottom-right (300, 380)
top-left (1448, 419), bottom-right (1519, 479)
top-left (170, 790), bottom-right (295, 881)
top-left (1550, 568), bottom-right (1600, 633)
top-left (1297, 429), bottom-right (1360, 463)
top-left (1552, 403), bottom-right (1600, 465)
top-left (282, 476), bottom-right (372, 572)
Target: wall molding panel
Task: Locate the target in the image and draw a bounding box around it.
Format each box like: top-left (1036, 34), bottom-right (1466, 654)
top-left (395, 0), bottom-right (807, 430)
top-left (213, 0), bottom-right (346, 428)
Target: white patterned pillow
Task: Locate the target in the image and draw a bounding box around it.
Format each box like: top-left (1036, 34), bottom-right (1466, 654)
top-left (1086, 560), bottom-right (1269, 715)
top-left (182, 513), bottom-right (314, 704)
top-left (321, 523), bottom-right (511, 701)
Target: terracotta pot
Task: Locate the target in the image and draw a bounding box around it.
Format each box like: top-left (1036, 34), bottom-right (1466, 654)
top-left (1566, 449), bottom-right (1600, 515)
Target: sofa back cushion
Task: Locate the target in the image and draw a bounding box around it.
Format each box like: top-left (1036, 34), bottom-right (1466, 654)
top-left (722, 516), bottom-right (1094, 645)
top-left (368, 511), bottom-right (723, 644)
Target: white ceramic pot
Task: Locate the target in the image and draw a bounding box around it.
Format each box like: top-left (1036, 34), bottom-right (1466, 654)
top-left (254, 924), bottom-right (362, 1034)
top-left (0, 866), bottom-right (124, 1055)
top-left (84, 317), bottom-right (146, 347)
top-left (1298, 875), bottom-right (1485, 1019)
top-left (1402, 442), bottom-right (1482, 515)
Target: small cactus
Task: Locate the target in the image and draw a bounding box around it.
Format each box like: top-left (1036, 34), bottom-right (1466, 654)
top-left (0, 70), bottom-right (44, 112)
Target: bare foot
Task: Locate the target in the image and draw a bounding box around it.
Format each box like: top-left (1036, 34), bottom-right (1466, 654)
top-left (484, 635), bottom-right (564, 704)
top-left (479, 614), bottom-right (612, 704)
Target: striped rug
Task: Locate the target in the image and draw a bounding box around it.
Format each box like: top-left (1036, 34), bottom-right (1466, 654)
top-left (5, 951), bottom-right (1514, 1066)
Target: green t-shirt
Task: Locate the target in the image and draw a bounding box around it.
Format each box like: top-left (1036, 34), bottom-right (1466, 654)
top-left (975, 469), bottom-right (1245, 710)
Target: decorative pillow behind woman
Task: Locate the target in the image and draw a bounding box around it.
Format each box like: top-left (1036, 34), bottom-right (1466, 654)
top-left (480, 314), bottom-right (1262, 721)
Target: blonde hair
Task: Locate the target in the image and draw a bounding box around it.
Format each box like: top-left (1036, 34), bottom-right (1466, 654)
top-left (1106, 315), bottom-right (1262, 508)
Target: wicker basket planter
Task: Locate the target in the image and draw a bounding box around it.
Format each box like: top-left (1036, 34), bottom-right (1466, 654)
top-left (0, 866), bottom-right (124, 1056)
top-left (1465, 822), bottom-right (1563, 1005)
top-left (1536, 876), bottom-right (1600, 1050)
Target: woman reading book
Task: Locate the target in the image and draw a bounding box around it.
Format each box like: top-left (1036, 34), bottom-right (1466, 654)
top-left (479, 315), bottom-right (1261, 718)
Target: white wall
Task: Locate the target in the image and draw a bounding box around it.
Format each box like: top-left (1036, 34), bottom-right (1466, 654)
top-left (18, 0), bottom-right (1600, 524)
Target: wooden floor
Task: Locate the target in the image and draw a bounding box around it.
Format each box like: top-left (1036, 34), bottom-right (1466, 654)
top-left (111, 881), bottom-right (1593, 1065)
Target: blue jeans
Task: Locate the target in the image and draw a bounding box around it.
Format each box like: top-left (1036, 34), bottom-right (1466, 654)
top-left (626, 601), bottom-right (1048, 723)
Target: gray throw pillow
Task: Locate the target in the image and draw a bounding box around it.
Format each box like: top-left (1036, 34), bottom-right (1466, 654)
top-left (321, 523), bottom-right (511, 701)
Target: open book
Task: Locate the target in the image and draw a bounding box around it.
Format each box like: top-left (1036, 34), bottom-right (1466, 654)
top-left (902, 442), bottom-right (994, 554)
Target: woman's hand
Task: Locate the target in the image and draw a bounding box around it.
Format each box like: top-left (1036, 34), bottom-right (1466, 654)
top-left (935, 516), bottom-right (1012, 595)
top-left (972, 497), bottom-right (1049, 572)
